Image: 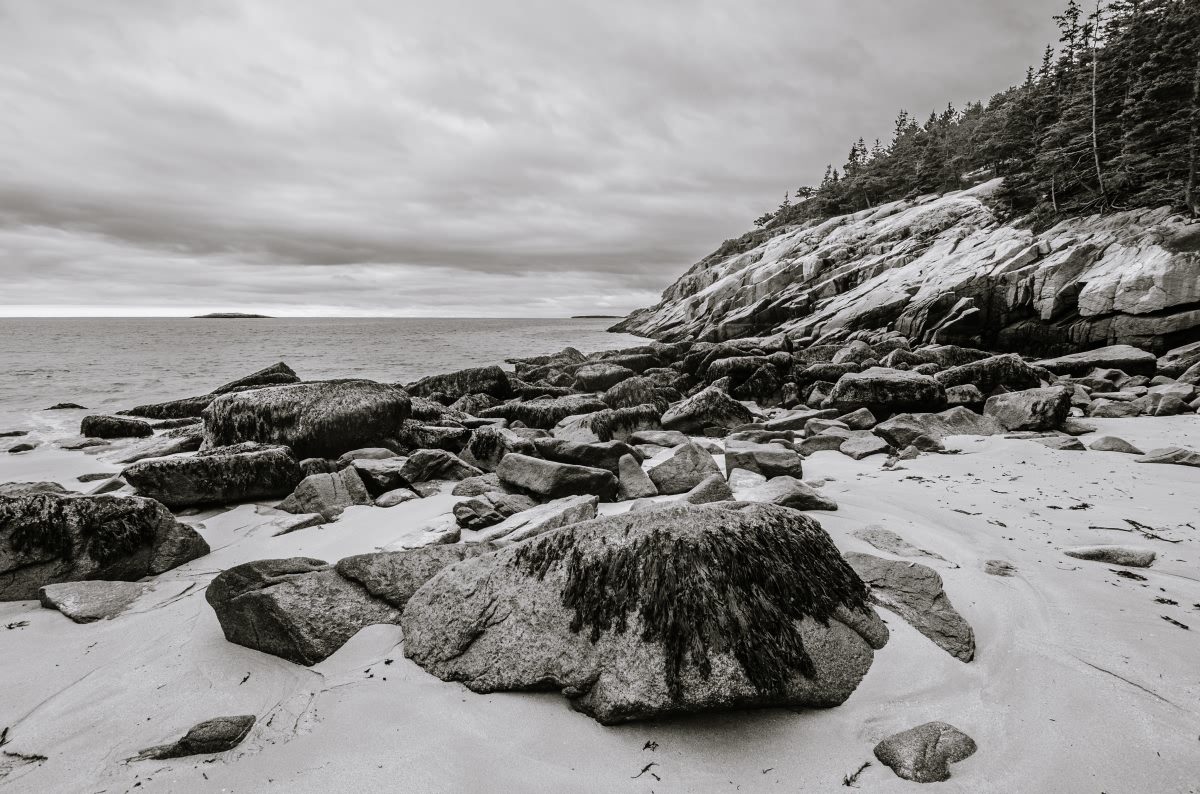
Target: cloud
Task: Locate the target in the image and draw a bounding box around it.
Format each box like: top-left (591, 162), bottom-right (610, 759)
top-left (0, 0), bottom-right (1056, 316)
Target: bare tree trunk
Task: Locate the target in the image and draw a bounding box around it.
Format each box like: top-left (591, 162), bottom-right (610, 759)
top-left (1091, 0), bottom-right (1106, 202)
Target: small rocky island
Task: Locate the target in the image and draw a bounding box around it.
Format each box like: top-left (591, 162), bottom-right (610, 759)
top-left (192, 312), bottom-right (273, 319)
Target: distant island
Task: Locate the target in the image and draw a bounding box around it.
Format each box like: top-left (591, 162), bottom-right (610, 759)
top-left (571, 315), bottom-right (621, 319)
top-left (193, 313), bottom-right (273, 319)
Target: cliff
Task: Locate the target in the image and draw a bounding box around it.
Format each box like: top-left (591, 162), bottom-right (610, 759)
top-left (613, 179), bottom-right (1200, 356)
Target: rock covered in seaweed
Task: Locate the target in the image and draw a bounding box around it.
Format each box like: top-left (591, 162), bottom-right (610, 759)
top-left (80, 415), bottom-right (154, 439)
top-left (123, 444), bottom-right (304, 509)
top-left (212, 362), bottom-right (300, 394)
top-left (401, 502), bottom-right (887, 724)
top-left (202, 380), bottom-right (411, 459)
top-left (406, 365), bottom-right (513, 401)
top-left (660, 386), bottom-right (754, 435)
top-left (0, 493), bottom-right (209, 601)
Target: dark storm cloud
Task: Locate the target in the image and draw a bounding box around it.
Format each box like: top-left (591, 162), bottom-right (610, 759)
top-left (0, 0), bottom-right (1056, 315)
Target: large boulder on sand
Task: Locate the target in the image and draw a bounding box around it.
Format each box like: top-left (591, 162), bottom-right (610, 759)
top-left (661, 386), bottom-right (754, 434)
top-left (202, 380), bottom-right (411, 460)
top-left (934, 353), bottom-right (1040, 393)
top-left (80, 415), bottom-right (153, 439)
top-left (741, 476), bottom-right (837, 511)
top-left (497, 453), bottom-right (618, 502)
top-left (402, 503), bottom-right (888, 724)
top-left (1035, 344), bottom-right (1157, 377)
top-left (723, 440), bottom-right (803, 479)
top-left (647, 443), bottom-right (722, 495)
top-left (0, 494), bottom-right (209, 601)
top-left (278, 467), bottom-right (373, 522)
top-left (533, 437), bottom-right (640, 475)
top-left (123, 444), bottom-right (304, 509)
top-left (983, 386), bottom-right (1071, 431)
top-left (828, 368), bottom-right (947, 416)
top-left (874, 721), bottom-right (977, 783)
top-left (872, 407), bottom-right (1002, 450)
top-left (134, 715), bottom-right (256, 760)
top-left (205, 557), bottom-right (402, 666)
top-left (406, 365), bottom-right (513, 401)
top-left (843, 552), bottom-right (975, 662)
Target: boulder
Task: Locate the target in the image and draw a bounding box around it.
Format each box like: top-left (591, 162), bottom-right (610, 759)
top-left (120, 395), bottom-right (217, 420)
top-left (1088, 436), bottom-right (1144, 454)
top-left (80, 415), bottom-right (153, 439)
top-left (399, 449), bottom-right (482, 484)
top-left (202, 380), bottom-right (411, 459)
top-left (647, 443), bottom-right (722, 495)
top-left (1157, 341), bottom-right (1200, 379)
top-left (402, 503), bottom-right (888, 724)
top-left (874, 721), bottom-right (977, 783)
top-left (1036, 344), bottom-right (1157, 377)
top-left (1035, 435), bottom-right (1086, 451)
top-left (375, 488), bottom-right (421, 507)
top-left (278, 467), bottom-right (373, 522)
top-left (407, 365), bottom-right (513, 401)
top-left (134, 715), bottom-right (257, 760)
top-left (764, 409), bottom-right (840, 431)
top-left (1063, 545), bottom-right (1156, 567)
top-left (840, 435), bottom-right (892, 459)
top-left (680, 473), bottom-right (734, 504)
top-left (828, 368), bottom-right (947, 416)
top-left (944, 383), bottom-right (985, 409)
top-left (0, 482), bottom-right (70, 497)
top-left (205, 558), bottom-right (401, 665)
top-left (335, 545), bottom-right (499, 609)
top-left (533, 438), bottom-right (640, 475)
top-left (472, 494), bottom-right (599, 545)
top-left (983, 387), bottom-right (1071, 431)
top-left (1134, 446), bottom-right (1200, 467)
top-left (872, 407), bottom-right (1002, 450)
top-left (934, 353), bottom-right (1040, 393)
top-left (629, 429), bottom-right (690, 448)
top-left (334, 447), bottom-right (397, 468)
top-left (451, 472), bottom-right (507, 497)
top-left (852, 526), bottom-right (946, 561)
top-left (742, 476), bottom-right (837, 511)
top-left (213, 362), bottom-right (300, 394)
top-left (798, 433), bottom-right (850, 456)
top-left (350, 457), bottom-right (410, 496)
top-left (843, 552), bottom-right (975, 662)
top-left (38, 580), bottom-right (153, 623)
top-left (603, 376), bottom-right (670, 412)
top-left (551, 405), bottom-right (662, 443)
top-left (838, 407), bottom-right (877, 430)
top-left (574, 363), bottom-right (636, 391)
top-left (1060, 417), bottom-right (1098, 436)
top-left (479, 395), bottom-right (608, 429)
top-left (497, 454), bottom-right (617, 502)
top-left (1087, 398), bottom-right (1142, 418)
top-left (0, 494), bottom-right (209, 601)
top-left (723, 440), bottom-right (803, 479)
top-left (660, 387), bottom-right (755, 435)
top-left (617, 454), bottom-right (658, 500)
top-left (460, 425), bottom-right (538, 472)
top-left (111, 427), bottom-right (205, 464)
top-left (123, 444), bottom-right (304, 509)
top-left (453, 492), bottom-right (538, 530)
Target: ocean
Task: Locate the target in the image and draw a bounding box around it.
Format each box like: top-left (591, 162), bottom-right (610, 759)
top-left (0, 317), bottom-right (646, 442)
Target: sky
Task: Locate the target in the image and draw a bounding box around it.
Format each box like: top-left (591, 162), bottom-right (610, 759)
top-left (0, 0), bottom-right (1058, 318)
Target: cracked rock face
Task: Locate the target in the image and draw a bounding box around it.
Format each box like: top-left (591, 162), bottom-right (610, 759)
top-left (402, 503), bottom-right (886, 724)
top-left (613, 179), bottom-right (1200, 356)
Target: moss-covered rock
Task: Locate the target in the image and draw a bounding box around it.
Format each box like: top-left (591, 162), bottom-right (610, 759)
top-left (123, 444), bottom-right (304, 509)
top-left (479, 395), bottom-right (608, 430)
top-left (212, 362), bottom-right (300, 394)
top-left (407, 365), bottom-right (513, 400)
top-left (202, 380), bottom-right (411, 459)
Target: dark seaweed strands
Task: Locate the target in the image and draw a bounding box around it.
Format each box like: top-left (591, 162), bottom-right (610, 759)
top-left (2, 495), bottom-right (158, 565)
top-left (514, 519), bottom-right (869, 698)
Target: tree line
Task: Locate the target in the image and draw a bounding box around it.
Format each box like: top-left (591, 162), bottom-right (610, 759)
top-left (754, 0), bottom-right (1200, 231)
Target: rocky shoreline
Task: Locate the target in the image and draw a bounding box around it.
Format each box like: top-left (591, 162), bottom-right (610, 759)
top-left (1, 332), bottom-right (1198, 791)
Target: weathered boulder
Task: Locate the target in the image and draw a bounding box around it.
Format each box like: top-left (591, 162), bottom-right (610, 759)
top-left (742, 476), bottom-right (837, 511)
top-left (278, 467), bottom-right (373, 522)
top-left (134, 715), bottom-right (257, 760)
top-left (629, 429), bottom-right (691, 447)
top-left (574, 363), bottom-right (636, 391)
top-left (111, 427), bottom-right (205, 465)
top-left (617, 454), bottom-right (658, 500)
top-left (1134, 446), bottom-right (1200, 467)
top-left (1157, 341), bottom-right (1200, 378)
top-left (602, 376), bottom-right (670, 412)
top-left (1063, 545), bottom-right (1156, 567)
top-left (1036, 344), bottom-right (1157, 377)
top-left (533, 438), bottom-right (640, 475)
top-left (202, 380), bottom-right (411, 459)
top-left (852, 526), bottom-right (946, 562)
top-left (38, 580), bottom-right (153, 623)
top-left (472, 494), bottom-right (599, 545)
top-left (123, 444), bottom-right (304, 509)
top-left (120, 395), bottom-right (217, 420)
top-left (840, 435), bottom-right (892, 459)
top-left (680, 473), bottom-right (734, 504)
top-left (872, 407), bottom-right (1002, 450)
top-left (934, 353), bottom-right (1041, 393)
top-left (375, 487), bottom-right (421, 507)
top-left (1035, 435), bottom-right (1086, 451)
top-left (348, 457), bottom-right (409, 496)
top-left (983, 386), bottom-right (1071, 431)
top-left (336, 545), bottom-right (498, 609)
top-left (402, 503), bottom-right (887, 724)
top-left (479, 395), bottom-right (608, 429)
top-left (407, 365), bottom-right (513, 401)
top-left (460, 425), bottom-right (537, 472)
top-left (451, 472), bottom-right (508, 497)
top-left (551, 405), bottom-right (662, 443)
top-left (80, 415), bottom-right (153, 439)
top-left (647, 443), bottom-right (722, 495)
top-left (497, 454), bottom-right (617, 501)
top-left (661, 387), bottom-right (755, 434)
top-left (399, 449), bottom-right (482, 484)
top-left (843, 552), bottom-right (975, 662)
top-left (205, 558), bottom-right (401, 665)
top-left (828, 368), bottom-right (947, 416)
top-left (0, 494), bottom-right (209, 601)
top-left (723, 440), bottom-right (803, 479)
top-left (213, 362), bottom-right (300, 394)
top-left (0, 482), bottom-right (70, 497)
top-left (452, 492), bottom-right (538, 530)
top-left (1087, 398), bottom-right (1142, 418)
top-left (838, 407), bottom-right (877, 430)
top-left (874, 721), bottom-right (977, 783)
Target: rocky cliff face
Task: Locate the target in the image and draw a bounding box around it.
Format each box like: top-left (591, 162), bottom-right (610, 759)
top-left (613, 180), bottom-right (1200, 355)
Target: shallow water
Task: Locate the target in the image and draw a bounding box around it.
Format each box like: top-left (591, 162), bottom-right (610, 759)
top-left (0, 317), bottom-right (645, 441)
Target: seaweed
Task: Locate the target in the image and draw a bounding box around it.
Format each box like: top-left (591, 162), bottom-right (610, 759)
top-left (3, 494), bottom-right (159, 564)
top-left (512, 506), bottom-right (870, 698)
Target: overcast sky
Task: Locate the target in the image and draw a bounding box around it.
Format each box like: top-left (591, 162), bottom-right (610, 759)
top-left (0, 0), bottom-right (1056, 317)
